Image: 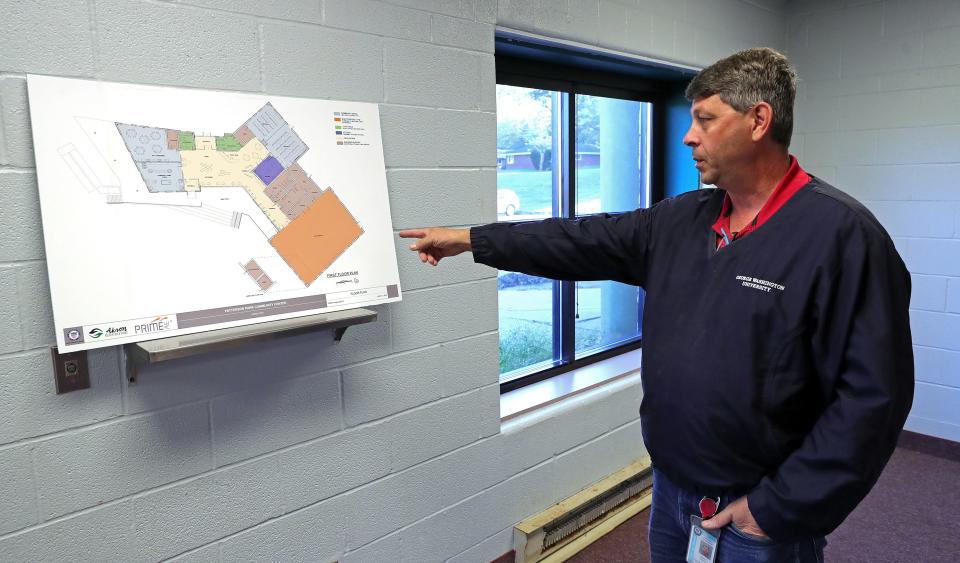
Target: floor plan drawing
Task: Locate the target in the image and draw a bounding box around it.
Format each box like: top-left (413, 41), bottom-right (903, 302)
top-left (28, 75), bottom-right (401, 352)
top-left (115, 103), bottom-right (364, 286)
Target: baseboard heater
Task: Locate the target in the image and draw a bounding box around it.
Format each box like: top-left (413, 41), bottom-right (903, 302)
top-left (513, 457), bottom-right (653, 562)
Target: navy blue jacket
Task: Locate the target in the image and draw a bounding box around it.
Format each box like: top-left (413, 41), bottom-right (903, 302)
top-left (471, 178), bottom-right (914, 541)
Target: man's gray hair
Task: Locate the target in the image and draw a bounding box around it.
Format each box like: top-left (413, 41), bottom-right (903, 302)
top-left (685, 47), bottom-right (798, 147)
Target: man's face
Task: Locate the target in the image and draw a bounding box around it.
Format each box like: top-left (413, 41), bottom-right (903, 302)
top-left (683, 94), bottom-right (755, 187)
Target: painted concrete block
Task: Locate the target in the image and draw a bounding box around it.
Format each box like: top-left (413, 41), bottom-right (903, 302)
top-left (905, 239), bottom-right (960, 277)
top-left (96, 0), bottom-right (260, 91)
top-left (0, 446), bottom-right (36, 535)
top-left (400, 477), bottom-right (504, 563)
top-left (446, 526), bottom-right (513, 563)
top-left (342, 346), bottom-right (446, 425)
top-left (438, 332), bottom-right (499, 397)
top-left (387, 0), bottom-right (473, 19)
top-left (17, 262), bottom-right (55, 350)
top-left (496, 0), bottom-right (540, 31)
top-left (477, 382), bottom-right (501, 438)
top-left (342, 532), bottom-right (402, 563)
top-left (0, 77), bottom-right (36, 168)
top-left (433, 434), bottom-right (506, 507)
top-left (271, 422), bottom-right (393, 510)
top-left (909, 382), bottom-right (960, 438)
top-left (865, 200), bottom-right (955, 238)
top-left (802, 130), bottom-right (876, 166)
top-left (385, 40), bottom-right (483, 110)
top-left (650, 14), bottom-right (676, 59)
top-left (883, 0), bottom-right (960, 37)
top-left (325, 0), bottom-right (431, 41)
top-left (165, 543), bottom-right (222, 563)
top-left (0, 268), bottom-right (22, 354)
top-left (0, 0), bottom-right (95, 76)
top-left (0, 347), bottom-right (122, 445)
top-left (879, 65), bottom-right (960, 92)
top-left (876, 125), bottom-right (960, 165)
top-left (564, 0), bottom-right (601, 45)
top-left (387, 168), bottom-right (489, 229)
top-left (389, 389), bottom-right (487, 470)
top-left (910, 310), bottom-right (960, 351)
top-left (548, 420), bottom-right (645, 508)
top-left (132, 456), bottom-right (286, 560)
top-left (836, 164), bottom-right (960, 202)
top-left (261, 23), bottom-right (383, 101)
top-left (439, 251), bottom-right (497, 287)
top-left (914, 345), bottom-right (960, 387)
top-left (922, 24), bottom-right (960, 68)
top-left (211, 370), bottom-right (343, 466)
top-left (910, 274), bottom-right (948, 311)
top-left (390, 280), bottom-right (497, 351)
top-left (948, 278), bottom-right (960, 313)
top-left (34, 402), bottom-right (212, 519)
top-left (340, 460), bottom-right (448, 549)
top-left (173, 0), bottom-right (322, 22)
top-left (479, 55), bottom-right (497, 112)
top-left (840, 86), bottom-right (960, 131)
top-left (0, 503), bottom-right (135, 563)
top-left (218, 494), bottom-right (348, 562)
top-left (431, 14), bottom-right (494, 52)
top-left (0, 171), bottom-right (44, 261)
top-left (597, 3), bottom-right (652, 55)
top-left (380, 105), bottom-right (496, 168)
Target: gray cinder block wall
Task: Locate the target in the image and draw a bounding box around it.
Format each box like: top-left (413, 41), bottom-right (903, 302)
top-left (2, 1), bottom-right (785, 561)
top-left (784, 0), bottom-right (960, 443)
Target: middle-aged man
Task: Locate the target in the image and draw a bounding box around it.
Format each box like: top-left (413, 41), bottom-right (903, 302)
top-left (399, 47), bottom-right (914, 562)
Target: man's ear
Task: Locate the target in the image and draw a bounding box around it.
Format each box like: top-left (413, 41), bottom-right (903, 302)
top-left (750, 102), bottom-right (774, 142)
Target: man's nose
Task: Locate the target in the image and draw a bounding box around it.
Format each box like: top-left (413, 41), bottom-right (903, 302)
top-left (683, 126), bottom-right (697, 147)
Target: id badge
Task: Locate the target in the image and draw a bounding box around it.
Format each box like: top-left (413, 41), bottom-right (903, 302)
top-left (686, 515), bottom-right (720, 563)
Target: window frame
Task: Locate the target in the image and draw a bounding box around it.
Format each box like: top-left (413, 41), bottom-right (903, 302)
top-left (496, 54), bottom-right (673, 394)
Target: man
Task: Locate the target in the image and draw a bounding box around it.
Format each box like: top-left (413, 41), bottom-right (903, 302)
top-left (400, 48), bottom-right (913, 562)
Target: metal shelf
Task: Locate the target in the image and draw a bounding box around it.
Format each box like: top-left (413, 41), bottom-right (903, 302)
top-left (124, 308), bottom-right (377, 381)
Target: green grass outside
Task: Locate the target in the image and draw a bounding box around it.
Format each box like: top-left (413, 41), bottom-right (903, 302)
top-left (497, 167), bottom-right (601, 213)
top-left (499, 323), bottom-right (603, 374)
top-left (498, 320), bottom-right (603, 374)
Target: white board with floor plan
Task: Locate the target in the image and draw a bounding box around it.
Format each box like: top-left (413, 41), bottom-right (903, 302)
top-left (28, 75), bottom-right (401, 352)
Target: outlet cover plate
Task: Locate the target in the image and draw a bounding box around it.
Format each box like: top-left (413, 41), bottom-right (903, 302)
top-left (51, 347), bottom-right (90, 394)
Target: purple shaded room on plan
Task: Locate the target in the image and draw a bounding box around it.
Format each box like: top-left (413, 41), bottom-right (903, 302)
top-left (254, 155), bottom-right (284, 185)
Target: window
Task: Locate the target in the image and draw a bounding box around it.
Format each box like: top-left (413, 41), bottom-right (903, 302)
top-left (496, 51), bottom-right (675, 391)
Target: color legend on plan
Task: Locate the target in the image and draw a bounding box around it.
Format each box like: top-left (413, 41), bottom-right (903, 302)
top-left (333, 112), bottom-right (369, 146)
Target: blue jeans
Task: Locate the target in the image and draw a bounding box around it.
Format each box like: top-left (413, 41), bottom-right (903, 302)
top-left (648, 469), bottom-right (826, 563)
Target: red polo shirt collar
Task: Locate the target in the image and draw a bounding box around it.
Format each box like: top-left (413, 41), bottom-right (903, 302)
top-left (712, 156), bottom-right (811, 248)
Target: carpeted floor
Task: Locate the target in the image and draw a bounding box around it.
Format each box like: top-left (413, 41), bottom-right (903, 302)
top-left (567, 431), bottom-right (960, 562)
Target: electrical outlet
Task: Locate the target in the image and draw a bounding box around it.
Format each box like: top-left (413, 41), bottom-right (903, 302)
top-left (51, 347), bottom-right (90, 394)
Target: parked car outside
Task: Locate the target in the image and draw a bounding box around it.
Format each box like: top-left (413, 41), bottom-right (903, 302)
top-left (497, 188), bottom-right (520, 216)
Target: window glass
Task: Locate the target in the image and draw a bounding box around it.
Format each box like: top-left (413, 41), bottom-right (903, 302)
top-left (574, 280), bottom-right (642, 357)
top-left (573, 94), bottom-right (648, 357)
top-left (497, 85), bottom-right (561, 378)
top-left (496, 84), bottom-right (651, 383)
top-left (575, 94), bottom-right (651, 215)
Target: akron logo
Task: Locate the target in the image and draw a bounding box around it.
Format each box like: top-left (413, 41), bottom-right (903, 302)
top-left (88, 327), bottom-right (128, 339)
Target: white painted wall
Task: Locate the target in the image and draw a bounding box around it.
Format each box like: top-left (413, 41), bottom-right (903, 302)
top-left (785, 0), bottom-right (960, 442)
top-left (0, 1), bottom-right (786, 561)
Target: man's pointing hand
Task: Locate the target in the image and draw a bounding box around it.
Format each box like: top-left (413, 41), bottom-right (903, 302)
top-left (398, 227), bottom-right (472, 266)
